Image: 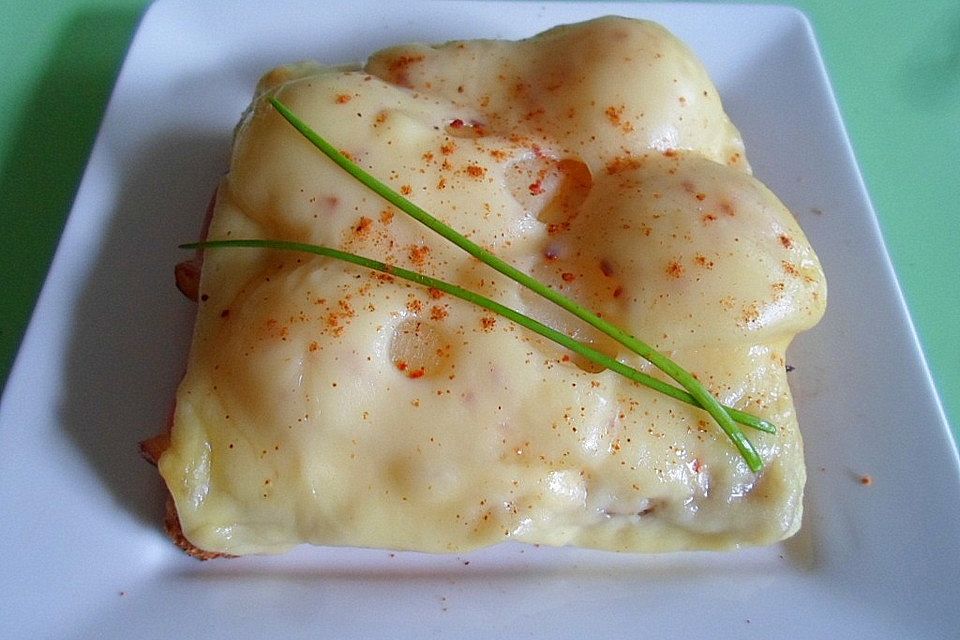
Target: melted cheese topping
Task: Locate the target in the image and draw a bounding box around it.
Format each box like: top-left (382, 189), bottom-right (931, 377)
top-left (160, 16), bottom-right (826, 555)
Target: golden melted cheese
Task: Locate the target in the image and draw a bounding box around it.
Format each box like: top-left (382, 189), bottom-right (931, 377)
top-left (159, 16), bottom-right (826, 555)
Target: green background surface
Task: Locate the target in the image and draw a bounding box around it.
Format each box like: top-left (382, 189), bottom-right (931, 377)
top-left (1, 0), bottom-right (957, 444)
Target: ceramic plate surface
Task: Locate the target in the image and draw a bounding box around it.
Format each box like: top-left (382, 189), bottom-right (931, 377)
top-left (1, 2), bottom-right (958, 638)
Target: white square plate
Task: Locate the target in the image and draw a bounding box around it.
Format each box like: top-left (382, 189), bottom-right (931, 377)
top-left (2, 2), bottom-right (958, 638)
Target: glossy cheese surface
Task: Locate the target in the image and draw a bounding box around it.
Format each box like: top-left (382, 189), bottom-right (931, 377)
top-left (159, 16), bottom-right (826, 555)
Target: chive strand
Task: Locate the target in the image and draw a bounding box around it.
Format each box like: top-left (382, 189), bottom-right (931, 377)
top-left (267, 97), bottom-right (765, 470)
top-left (183, 239), bottom-right (773, 435)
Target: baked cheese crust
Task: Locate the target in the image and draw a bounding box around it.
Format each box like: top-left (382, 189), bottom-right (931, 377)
top-left (157, 16), bottom-right (826, 555)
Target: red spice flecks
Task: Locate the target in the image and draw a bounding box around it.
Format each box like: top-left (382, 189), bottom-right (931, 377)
top-left (465, 164), bottom-right (486, 179)
top-left (450, 118), bottom-right (465, 128)
top-left (480, 316), bottom-right (496, 331)
top-left (408, 368), bottom-right (426, 379)
top-left (335, 93), bottom-right (352, 104)
top-left (693, 253), bottom-right (715, 269)
top-left (604, 105), bottom-right (624, 125)
top-left (613, 286), bottom-right (625, 298)
top-left (354, 216), bottom-right (373, 235)
top-left (599, 259), bottom-right (614, 277)
top-left (430, 306), bottom-right (448, 321)
top-left (387, 54), bottom-right (425, 72)
top-left (265, 318), bottom-right (289, 339)
top-left (740, 303), bottom-right (761, 326)
top-left (561, 272), bottom-right (576, 283)
top-left (782, 260), bottom-right (801, 277)
top-left (386, 54), bottom-right (425, 86)
top-left (529, 180), bottom-right (545, 195)
top-left (409, 245), bottom-right (430, 265)
top-left (665, 260), bottom-right (684, 278)
top-left (380, 208), bottom-right (395, 224)
top-left (395, 360), bottom-right (409, 371)
top-left (400, 184), bottom-right (413, 196)
top-left (779, 234), bottom-right (794, 249)
top-left (428, 287), bottom-right (444, 299)
top-left (604, 155), bottom-right (644, 175)
top-left (523, 107), bottom-right (546, 121)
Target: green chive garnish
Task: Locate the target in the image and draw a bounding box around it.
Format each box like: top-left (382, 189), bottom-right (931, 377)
top-left (265, 97), bottom-right (766, 471)
top-left (183, 238), bottom-right (775, 436)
